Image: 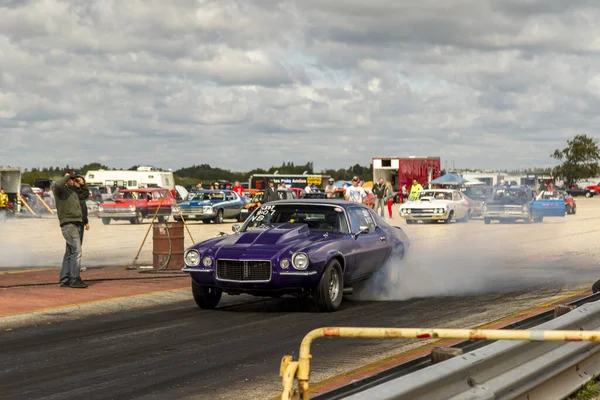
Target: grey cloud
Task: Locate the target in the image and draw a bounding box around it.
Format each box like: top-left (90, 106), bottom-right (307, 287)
top-left (1, 0), bottom-right (600, 172)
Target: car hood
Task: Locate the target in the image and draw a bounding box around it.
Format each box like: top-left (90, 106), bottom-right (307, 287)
top-left (199, 223), bottom-right (340, 259)
top-left (400, 197), bottom-right (450, 207)
top-left (179, 200), bottom-right (222, 207)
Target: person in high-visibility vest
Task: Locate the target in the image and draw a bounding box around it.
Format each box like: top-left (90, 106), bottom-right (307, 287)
top-left (409, 179), bottom-right (423, 201)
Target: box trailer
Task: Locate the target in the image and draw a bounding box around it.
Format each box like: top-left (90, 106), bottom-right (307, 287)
top-left (84, 166), bottom-right (175, 190)
top-left (372, 157), bottom-right (441, 192)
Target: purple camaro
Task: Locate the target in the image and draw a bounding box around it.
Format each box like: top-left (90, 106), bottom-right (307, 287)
top-left (182, 199), bottom-right (410, 312)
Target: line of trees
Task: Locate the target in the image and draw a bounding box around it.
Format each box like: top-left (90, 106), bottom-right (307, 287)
top-left (18, 135), bottom-right (600, 186)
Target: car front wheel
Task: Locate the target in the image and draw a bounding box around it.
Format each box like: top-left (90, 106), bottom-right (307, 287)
top-left (192, 281), bottom-right (222, 309)
top-left (314, 259), bottom-right (343, 312)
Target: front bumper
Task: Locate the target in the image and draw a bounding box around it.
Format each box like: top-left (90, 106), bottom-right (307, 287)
top-left (182, 266), bottom-right (320, 291)
top-left (98, 211), bottom-right (135, 218)
top-left (399, 211), bottom-right (449, 220)
top-left (483, 211), bottom-right (529, 219)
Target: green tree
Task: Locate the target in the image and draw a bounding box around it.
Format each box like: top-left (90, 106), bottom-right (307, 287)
top-left (80, 163), bottom-right (109, 174)
top-left (551, 134), bottom-right (600, 185)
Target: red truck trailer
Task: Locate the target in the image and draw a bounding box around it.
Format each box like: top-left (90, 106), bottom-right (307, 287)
top-left (372, 157), bottom-right (441, 193)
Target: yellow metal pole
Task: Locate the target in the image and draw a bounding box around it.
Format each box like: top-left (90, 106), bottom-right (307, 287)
top-left (17, 194), bottom-right (36, 216)
top-left (34, 193), bottom-right (54, 214)
top-left (287, 327), bottom-right (600, 399)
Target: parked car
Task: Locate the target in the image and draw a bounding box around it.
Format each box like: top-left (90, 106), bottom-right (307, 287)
top-left (399, 189), bottom-right (471, 224)
top-left (483, 186), bottom-right (565, 224)
top-left (459, 186), bottom-right (492, 217)
top-left (173, 189), bottom-right (245, 223)
top-left (98, 187), bottom-right (174, 224)
top-left (565, 184), bottom-right (597, 198)
top-left (182, 199), bottom-right (410, 312)
top-left (585, 183), bottom-right (600, 197)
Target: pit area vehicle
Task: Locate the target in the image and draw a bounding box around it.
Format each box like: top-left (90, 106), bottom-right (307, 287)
top-left (98, 187), bottom-right (174, 224)
top-left (173, 190), bottom-right (245, 224)
top-left (182, 199), bottom-right (410, 312)
top-left (585, 182), bottom-right (600, 196)
top-left (482, 186), bottom-right (565, 224)
top-left (565, 184), bottom-right (597, 198)
top-left (399, 189), bottom-right (471, 224)
top-left (85, 166), bottom-right (175, 190)
top-left (372, 157), bottom-right (441, 199)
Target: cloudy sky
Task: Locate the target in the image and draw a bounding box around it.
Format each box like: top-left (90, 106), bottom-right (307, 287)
top-left (1, 0), bottom-right (599, 172)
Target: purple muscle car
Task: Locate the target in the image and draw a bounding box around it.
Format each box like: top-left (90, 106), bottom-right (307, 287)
top-left (182, 199), bottom-right (410, 312)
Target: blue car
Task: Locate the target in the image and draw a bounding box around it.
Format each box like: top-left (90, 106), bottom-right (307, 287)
top-left (174, 190), bottom-right (245, 223)
top-left (482, 186), bottom-right (566, 224)
top-left (182, 199), bottom-right (410, 312)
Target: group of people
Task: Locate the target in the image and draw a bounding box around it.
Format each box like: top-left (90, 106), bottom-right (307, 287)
top-left (53, 170), bottom-right (91, 289)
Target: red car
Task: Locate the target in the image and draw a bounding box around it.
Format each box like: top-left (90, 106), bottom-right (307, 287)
top-left (587, 182), bottom-right (600, 195)
top-left (98, 187), bottom-right (175, 224)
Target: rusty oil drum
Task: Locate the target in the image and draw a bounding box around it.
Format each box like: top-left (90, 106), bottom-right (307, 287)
top-left (152, 222), bottom-right (185, 270)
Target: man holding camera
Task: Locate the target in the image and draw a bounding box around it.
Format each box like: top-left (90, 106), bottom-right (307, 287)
top-left (53, 171), bottom-right (88, 288)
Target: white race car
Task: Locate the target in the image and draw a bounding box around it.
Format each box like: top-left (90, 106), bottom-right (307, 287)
top-left (399, 189), bottom-right (471, 224)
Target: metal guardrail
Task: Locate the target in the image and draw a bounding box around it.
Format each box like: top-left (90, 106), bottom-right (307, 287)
top-left (313, 292), bottom-right (600, 400)
top-left (283, 296), bottom-right (600, 400)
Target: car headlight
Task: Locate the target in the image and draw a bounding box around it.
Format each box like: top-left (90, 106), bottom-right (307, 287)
top-left (280, 259), bottom-right (290, 269)
top-left (202, 256), bottom-right (212, 267)
top-left (185, 250), bottom-right (200, 266)
top-left (291, 252), bottom-right (309, 270)
top-left (203, 206), bottom-right (213, 213)
top-left (129, 205), bottom-right (136, 211)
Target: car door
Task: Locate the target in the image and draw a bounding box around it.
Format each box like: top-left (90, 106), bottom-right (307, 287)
top-left (221, 191), bottom-right (235, 218)
top-left (531, 190), bottom-right (566, 217)
top-left (452, 191), bottom-right (469, 218)
top-left (346, 207), bottom-right (389, 281)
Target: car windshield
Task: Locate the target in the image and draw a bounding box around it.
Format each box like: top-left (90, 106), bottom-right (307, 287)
top-left (115, 191), bottom-right (138, 200)
top-left (303, 192), bottom-right (328, 199)
top-left (250, 192), bottom-right (264, 203)
top-left (419, 191), bottom-right (452, 200)
top-left (187, 191), bottom-right (225, 202)
top-left (461, 187), bottom-right (488, 198)
top-left (492, 188), bottom-right (529, 200)
top-left (242, 204), bottom-right (348, 233)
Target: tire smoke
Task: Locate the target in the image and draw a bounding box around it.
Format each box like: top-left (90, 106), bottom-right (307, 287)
top-left (352, 226), bottom-right (597, 301)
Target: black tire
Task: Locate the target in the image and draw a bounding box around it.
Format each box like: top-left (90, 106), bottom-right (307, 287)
top-left (586, 192), bottom-right (592, 198)
top-left (192, 281), bottom-right (222, 309)
top-left (134, 211), bottom-right (143, 224)
top-left (102, 218), bottom-right (111, 225)
top-left (214, 209), bottom-right (224, 224)
top-left (573, 206), bottom-right (577, 215)
top-left (443, 211), bottom-right (454, 224)
top-left (314, 260), bottom-right (343, 312)
top-left (484, 217), bottom-right (491, 224)
top-left (157, 216), bottom-right (166, 223)
top-left (534, 216), bottom-right (543, 223)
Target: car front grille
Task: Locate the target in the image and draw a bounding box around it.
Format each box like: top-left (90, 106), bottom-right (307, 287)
top-left (409, 208), bottom-right (435, 214)
top-left (216, 259), bottom-right (271, 282)
top-left (180, 207), bottom-right (205, 214)
top-left (103, 207), bottom-right (132, 213)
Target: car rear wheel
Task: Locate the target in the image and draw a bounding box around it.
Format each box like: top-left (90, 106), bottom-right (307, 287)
top-left (315, 259), bottom-right (343, 312)
top-left (102, 218), bottom-right (111, 225)
top-left (192, 281), bottom-right (222, 309)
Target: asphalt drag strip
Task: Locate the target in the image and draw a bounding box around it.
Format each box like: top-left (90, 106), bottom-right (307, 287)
top-left (0, 284), bottom-right (588, 400)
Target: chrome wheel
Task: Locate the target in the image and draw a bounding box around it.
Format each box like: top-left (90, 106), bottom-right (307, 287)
top-left (329, 270), bottom-right (340, 301)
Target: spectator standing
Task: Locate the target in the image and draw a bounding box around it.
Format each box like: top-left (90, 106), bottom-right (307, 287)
top-left (232, 181), bottom-right (245, 196)
top-left (345, 176), bottom-right (367, 203)
top-left (53, 171), bottom-right (87, 288)
top-left (401, 184), bottom-right (407, 202)
top-left (372, 178), bottom-right (386, 217)
top-left (325, 178), bottom-right (336, 198)
top-left (261, 179), bottom-right (279, 203)
top-left (409, 178), bottom-right (423, 201)
top-left (73, 175), bottom-right (90, 272)
top-left (383, 181), bottom-right (396, 219)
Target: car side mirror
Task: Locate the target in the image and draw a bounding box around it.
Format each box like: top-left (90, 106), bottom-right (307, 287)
top-left (353, 225), bottom-right (370, 239)
top-left (232, 224), bottom-right (240, 232)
